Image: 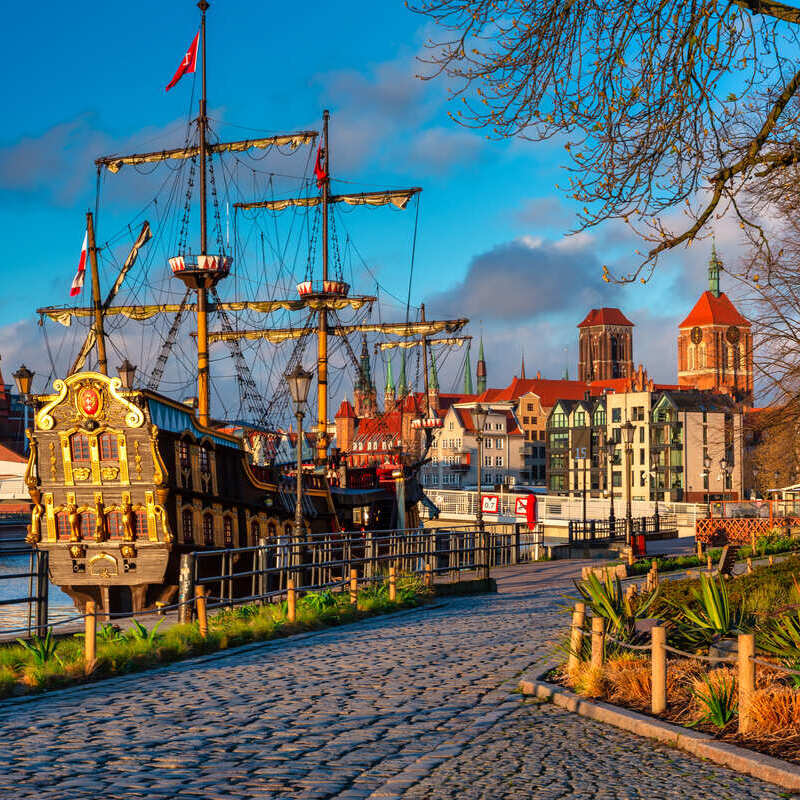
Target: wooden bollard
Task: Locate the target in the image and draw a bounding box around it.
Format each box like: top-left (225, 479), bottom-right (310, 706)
top-left (349, 568), bottom-right (358, 606)
top-left (696, 541), bottom-right (703, 558)
top-left (590, 616), bottom-right (605, 669)
top-left (738, 632), bottom-right (755, 734)
top-left (707, 554), bottom-right (712, 571)
top-left (567, 602), bottom-right (586, 673)
top-left (287, 578), bottom-right (296, 623)
top-left (627, 548), bottom-right (635, 567)
top-left (769, 554), bottom-right (774, 566)
top-left (84, 599), bottom-right (97, 673)
top-left (195, 585), bottom-right (208, 638)
top-left (746, 557), bottom-right (753, 575)
top-left (651, 625), bottom-right (667, 715)
top-left (388, 566), bottom-right (397, 602)
top-left (424, 562), bottom-right (432, 588)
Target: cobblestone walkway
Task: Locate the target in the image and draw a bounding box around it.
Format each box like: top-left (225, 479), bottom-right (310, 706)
top-left (0, 562), bottom-right (792, 799)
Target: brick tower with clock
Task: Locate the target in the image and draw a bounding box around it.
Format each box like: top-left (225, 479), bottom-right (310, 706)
top-left (677, 246), bottom-right (753, 405)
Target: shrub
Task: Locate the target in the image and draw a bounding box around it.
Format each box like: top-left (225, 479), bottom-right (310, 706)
top-left (16, 629), bottom-right (62, 668)
top-left (300, 590), bottom-right (337, 613)
top-left (689, 668), bottom-right (737, 730)
top-left (125, 619), bottom-right (164, 644)
top-left (604, 655), bottom-right (651, 710)
top-left (748, 687), bottom-right (800, 737)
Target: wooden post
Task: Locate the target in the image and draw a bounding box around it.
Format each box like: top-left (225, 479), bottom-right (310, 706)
top-left (627, 547), bottom-right (635, 567)
top-left (567, 602), bottom-right (586, 673)
top-left (84, 599), bottom-right (97, 673)
top-left (707, 554), bottom-right (712, 572)
top-left (195, 585), bottom-right (208, 638)
top-left (287, 578), bottom-right (296, 623)
top-left (746, 557), bottom-right (753, 575)
top-left (769, 554), bottom-right (774, 566)
top-left (388, 565), bottom-right (397, 602)
top-left (178, 552), bottom-right (195, 624)
top-left (349, 568), bottom-right (358, 606)
top-left (424, 561), bottom-right (432, 588)
top-left (738, 632), bottom-right (755, 735)
top-left (590, 616), bottom-right (605, 669)
top-left (651, 625), bottom-right (667, 714)
top-left (696, 540), bottom-right (703, 558)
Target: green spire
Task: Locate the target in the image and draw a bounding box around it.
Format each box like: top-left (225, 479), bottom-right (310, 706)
top-left (429, 349), bottom-right (439, 391)
top-left (398, 353), bottom-right (407, 396)
top-left (385, 355), bottom-right (394, 392)
top-left (464, 343), bottom-right (474, 394)
top-left (476, 336), bottom-right (487, 394)
top-left (709, 239), bottom-right (721, 297)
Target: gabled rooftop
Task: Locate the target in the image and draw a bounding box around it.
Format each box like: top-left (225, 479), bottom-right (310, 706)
top-left (679, 291), bottom-right (750, 329)
top-left (577, 308), bottom-right (634, 328)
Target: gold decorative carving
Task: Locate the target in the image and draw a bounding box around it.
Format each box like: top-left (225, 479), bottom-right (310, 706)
top-left (107, 377), bottom-right (144, 428)
top-left (73, 467), bottom-right (91, 482)
top-left (35, 379), bottom-right (68, 431)
top-left (89, 434), bottom-right (101, 483)
top-left (120, 543), bottom-right (136, 559)
top-left (121, 499), bottom-right (134, 541)
top-left (145, 491), bottom-right (158, 541)
top-left (134, 441), bottom-right (143, 480)
top-left (24, 434), bottom-right (37, 490)
top-left (27, 502), bottom-right (43, 544)
top-left (101, 466), bottom-right (119, 481)
top-left (69, 544), bottom-right (85, 559)
top-left (94, 497), bottom-right (106, 543)
top-left (59, 433), bottom-right (74, 486)
top-left (118, 434), bottom-right (130, 485)
top-left (48, 441), bottom-right (56, 481)
top-left (44, 493), bottom-right (55, 541)
top-left (89, 553), bottom-right (118, 578)
top-left (67, 501), bottom-right (80, 541)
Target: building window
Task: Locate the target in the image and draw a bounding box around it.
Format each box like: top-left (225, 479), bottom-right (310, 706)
top-left (98, 433), bottom-right (118, 461)
top-left (632, 406), bottom-right (645, 421)
top-left (55, 511), bottom-right (70, 540)
top-left (532, 416), bottom-right (538, 425)
top-left (203, 513), bottom-right (214, 546)
top-left (574, 412), bottom-right (586, 427)
top-left (612, 471), bottom-right (622, 487)
top-left (485, 439), bottom-right (492, 449)
top-left (611, 408), bottom-right (621, 423)
top-left (593, 408), bottom-right (606, 426)
top-left (495, 456), bottom-right (503, 467)
top-left (688, 344), bottom-right (695, 371)
top-left (550, 474), bottom-right (565, 491)
top-left (182, 509), bottom-right (194, 544)
top-left (80, 511), bottom-right (96, 540)
top-left (495, 438), bottom-right (504, 450)
top-left (251, 519), bottom-right (260, 541)
top-left (133, 510), bottom-right (147, 539)
top-left (699, 343), bottom-right (706, 368)
top-left (551, 412), bottom-right (567, 428)
top-left (223, 517), bottom-right (233, 547)
top-left (484, 456), bottom-right (492, 467)
top-left (199, 446), bottom-right (210, 473)
top-left (70, 433), bottom-right (90, 461)
top-left (639, 448), bottom-right (645, 464)
top-left (107, 511), bottom-right (122, 538)
top-left (179, 441), bottom-right (191, 469)
top-left (523, 416), bottom-right (529, 424)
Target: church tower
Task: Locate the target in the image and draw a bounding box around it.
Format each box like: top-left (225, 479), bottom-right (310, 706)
top-left (384, 355), bottom-right (396, 411)
top-left (577, 308), bottom-right (634, 381)
top-left (353, 336), bottom-right (377, 418)
top-left (678, 246), bottom-right (753, 404)
top-left (476, 337), bottom-right (487, 394)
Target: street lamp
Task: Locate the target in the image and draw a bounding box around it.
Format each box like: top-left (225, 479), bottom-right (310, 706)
top-left (117, 359), bottom-right (137, 390)
top-left (622, 420), bottom-right (635, 546)
top-left (602, 438), bottom-right (616, 530)
top-left (649, 451), bottom-right (660, 529)
top-left (703, 455), bottom-right (712, 515)
top-left (13, 365), bottom-right (34, 455)
top-left (285, 364), bottom-right (313, 559)
top-left (473, 403), bottom-right (490, 581)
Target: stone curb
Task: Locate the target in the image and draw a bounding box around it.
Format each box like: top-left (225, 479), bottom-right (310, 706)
top-left (0, 600), bottom-right (449, 713)
top-left (519, 675), bottom-right (800, 792)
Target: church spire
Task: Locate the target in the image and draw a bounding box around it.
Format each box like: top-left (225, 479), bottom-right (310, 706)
top-left (385, 355), bottom-right (394, 392)
top-left (398, 352), bottom-right (407, 396)
top-left (429, 349), bottom-right (439, 391)
top-left (520, 352), bottom-right (526, 379)
top-left (357, 335), bottom-right (372, 390)
top-left (464, 343), bottom-right (474, 395)
top-left (476, 336), bottom-right (487, 394)
top-left (709, 239), bottom-right (721, 298)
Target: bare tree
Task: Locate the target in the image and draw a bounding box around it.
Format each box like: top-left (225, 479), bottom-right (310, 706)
top-left (410, 0), bottom-right (800, 281)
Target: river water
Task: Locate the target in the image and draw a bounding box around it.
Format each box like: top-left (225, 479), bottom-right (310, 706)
top-left (0, 554), bottom-right (76, 635)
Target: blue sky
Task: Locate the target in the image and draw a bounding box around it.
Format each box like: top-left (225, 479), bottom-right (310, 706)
top-left (0, 0), bottom-right (732, 412)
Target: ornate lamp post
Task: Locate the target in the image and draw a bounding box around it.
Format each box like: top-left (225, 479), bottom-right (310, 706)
top-left (473, 404), bottom-right (489, 581)
top-left (622, 420), bottom-right (635, 546)
top-left (13, 365), bottom-right (34, 455)
top-left (703, 455), bottom-right (712, 515)
top-left (602, 437), bottom-right (616, 531)
top-left (117, 359), bottom-right (137, 390)
top-left (286, 364), bottom-right (313, 562)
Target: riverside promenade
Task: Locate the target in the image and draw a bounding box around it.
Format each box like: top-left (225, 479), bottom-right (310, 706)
top-left (0, 561), bottom-right (786, 799)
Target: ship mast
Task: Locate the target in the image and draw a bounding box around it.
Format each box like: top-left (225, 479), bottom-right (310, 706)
top-left (317, 110), bottom-right (330, 462)
top-left (86, 210), bottom-right (108, 375)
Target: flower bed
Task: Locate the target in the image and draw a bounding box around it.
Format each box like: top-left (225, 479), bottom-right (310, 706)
top-left (555, 559), bottom-right (800, 765)
top-left (0, 575), bottom-right (429, 700)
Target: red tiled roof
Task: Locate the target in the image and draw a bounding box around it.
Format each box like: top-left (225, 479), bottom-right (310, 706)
top-left (478, 377), bottom-right (590, 408)
top-left (0, 443), bottom-right (25, 463)
top-left (335, 399), bottom-right (356, 419)
top-left (679, 291), bottom-right (750, 328)
top-left (577, 308), bottom-right (634, 328)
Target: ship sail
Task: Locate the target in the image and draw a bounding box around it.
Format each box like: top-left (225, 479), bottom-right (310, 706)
top-left (235, 188), bottom-right (421, 212)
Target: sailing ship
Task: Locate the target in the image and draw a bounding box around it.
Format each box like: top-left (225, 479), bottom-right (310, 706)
top-left (22, 1), bottom-right (470, 615)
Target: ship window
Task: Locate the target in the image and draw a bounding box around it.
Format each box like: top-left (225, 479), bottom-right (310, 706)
top-left (267, 521), bottom-right (277, 538)
top-left (199, 446), bottom-right (211, 473)
top-left (203, 513), bottom-right (214, 546)
top-left (99, 433), bottom-right (118, 461)
top-left (251, 519), bottom-right (260, 541)
top-left (70, 433), bottom-right (90, 461)
top-left (55, 511), bottom-right (70, 540)
top-left (80, 511), bottom-right (96, 540)
top-left (223, 517), bottom-right (233, 547)
top-left (133, 510), bottom-right (147, 540)
top-left (179, 441), bottom-right (191, 469)
top-left (107, 511), bottom-right (122, 539)
top-left (182, 509), bottom-right (194, 544)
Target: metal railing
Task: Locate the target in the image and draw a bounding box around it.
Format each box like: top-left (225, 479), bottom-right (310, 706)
top-left (0, 550), bottom-right (48, 637)
top-left (179, 524), bottom-right (543, 616)
top-left (568, 514), bottom-right (678, 544)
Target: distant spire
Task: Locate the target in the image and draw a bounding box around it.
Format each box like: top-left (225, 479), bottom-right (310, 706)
top-left (709, 238), bottom-right (721, 298)
top-left (385, 354), bottom-right (394, 392)
top-left (398, 352), bottom-right (407, 396)
top-left (429, 349), bottom-right (439, 391)
top-left (563, 366), bottom-right (569, 380)
top-left (476, 336), bottom-right (487, 394)
top-left (464, 343), bottom-right (474, 395)
top-left (357, 335), bottom-right (372, 390)
top-left (520, 352), bottom-right (526, 380)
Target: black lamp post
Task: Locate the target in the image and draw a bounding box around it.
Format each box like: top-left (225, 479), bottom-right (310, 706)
top-left (704, 455), bottom-right (712, 515)
top-left (117, 359), bottom-right (137, 390)
top-left (286, 364), bottom-right (313, 560)
top-left (622, 420), bottom-right (635, 546)
top-left (13, 365), bottom-right (34, 455)
top-left (473, 404), bottom-right (489, 580)
top-left (603, 438), bottom-right (616, 529)
top-left (650, 450), bottom-right (660, 529)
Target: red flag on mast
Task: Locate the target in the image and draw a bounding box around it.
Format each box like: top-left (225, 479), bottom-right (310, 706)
top-left (165, 31), bottom-right (200, 92)
top-left (70, 230), bottom-right (88, 297)
top-left (314, 146), bottom-right (328, 189)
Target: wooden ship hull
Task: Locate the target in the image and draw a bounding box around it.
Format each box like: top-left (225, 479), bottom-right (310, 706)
top-left (25, 371), bottom-right (420, 615)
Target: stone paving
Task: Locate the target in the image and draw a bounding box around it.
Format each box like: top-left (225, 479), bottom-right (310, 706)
top-left (0, 560), bottom-right (793, 799)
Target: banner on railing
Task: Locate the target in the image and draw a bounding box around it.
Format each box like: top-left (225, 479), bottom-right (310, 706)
top-left (481, 495), bottom-right (500, 514)
top-left (514, 495), bottom-right (537, 529)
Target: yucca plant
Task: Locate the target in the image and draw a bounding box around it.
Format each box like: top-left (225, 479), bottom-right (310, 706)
top-left (125, 619), bottom-right (164, 644)
top-left (16, 628), bottom-right (62, 668)
top-left (757, 610), bottom-right (800, 688)
top-left (690, 673), bottom-right (737, 729)
top-left (574, 572), bottom-right (658, 640)
top-left (300, 590), bottom-right (337, 612)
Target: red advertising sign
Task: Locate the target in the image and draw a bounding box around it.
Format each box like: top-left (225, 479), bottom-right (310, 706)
top-left (481, 494), bottom-right (499, 514)
top-left (514, 495), bottom-right (538, 529)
